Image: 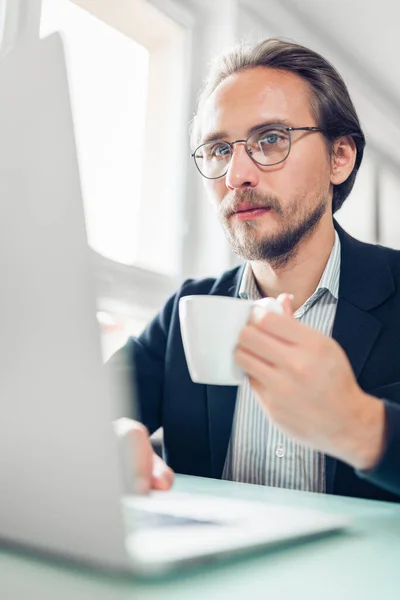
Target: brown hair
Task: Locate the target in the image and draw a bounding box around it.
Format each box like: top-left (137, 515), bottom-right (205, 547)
top-left (191, 39), bottom-right (366, 213)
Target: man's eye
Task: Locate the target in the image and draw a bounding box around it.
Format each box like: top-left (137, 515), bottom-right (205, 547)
top-left (259, 132), bottom-right (282, 145)
top-left (209, 144), bottom-right (231, 158)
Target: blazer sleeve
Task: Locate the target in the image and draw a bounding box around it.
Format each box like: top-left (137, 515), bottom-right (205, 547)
top-left (357, 399), bottom-right (400, 496)
top-left (107, 289), bottom-right (179, 435)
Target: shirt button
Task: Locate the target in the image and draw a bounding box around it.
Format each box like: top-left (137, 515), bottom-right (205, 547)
top-left (276, 445), bottom-right (285, 458)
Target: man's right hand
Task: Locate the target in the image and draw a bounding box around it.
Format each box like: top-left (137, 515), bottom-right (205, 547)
top-left (114, 418), bottom-right (174, 494)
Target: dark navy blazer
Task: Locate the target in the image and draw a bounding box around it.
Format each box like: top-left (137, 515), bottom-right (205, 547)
top-left (116, 223), bottom-right (400, 502)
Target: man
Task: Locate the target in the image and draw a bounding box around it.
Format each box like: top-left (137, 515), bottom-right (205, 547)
top-left (113, 39), bottom-right (400, 501)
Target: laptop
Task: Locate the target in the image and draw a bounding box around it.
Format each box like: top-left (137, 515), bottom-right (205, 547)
top-left (0, 19), bottom-right (347, 576)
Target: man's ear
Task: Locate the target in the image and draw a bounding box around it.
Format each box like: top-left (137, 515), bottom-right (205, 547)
top-left (330, 136), bottom-right (357, 186)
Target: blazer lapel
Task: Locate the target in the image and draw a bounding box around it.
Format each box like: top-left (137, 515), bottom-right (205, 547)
top-left (332, 299), bottom-right (381, 380)
top-left (326, 298), bottom-right (382, 492)
top-left (205, 264), bottom-right (245, 478)
top-left (207, 384), bottom-right (238, 478)
top-left (333, 222), bottom-right (394, 378)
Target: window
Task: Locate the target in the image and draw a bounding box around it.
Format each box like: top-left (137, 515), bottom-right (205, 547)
top-left (41, 0), bottom-right (149, 265)
top-left (335, 150), bottom-right (377, 243)
top-left (40, 0), bottom-right (189, 357)
top-left (379, 165), bottom-right (400, 250)
top-left (40, 0), bottom-right (186, 275)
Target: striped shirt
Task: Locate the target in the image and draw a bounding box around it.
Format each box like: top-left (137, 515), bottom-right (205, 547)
top-left (222, 231), bottom-right (341, 492)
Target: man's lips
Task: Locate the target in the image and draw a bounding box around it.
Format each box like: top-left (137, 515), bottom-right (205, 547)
top-left (231, 203), bottom-right (272, 220)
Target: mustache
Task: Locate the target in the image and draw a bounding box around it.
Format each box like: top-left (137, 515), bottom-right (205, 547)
top-left (220, 189), bottom-right (284, 218)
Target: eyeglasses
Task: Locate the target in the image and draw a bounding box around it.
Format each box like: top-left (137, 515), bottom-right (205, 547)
top-left (191, 124), bottom-right (323, 180)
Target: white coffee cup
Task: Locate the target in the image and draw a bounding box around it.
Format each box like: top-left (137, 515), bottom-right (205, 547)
top-left (179, 295), bottom-right (283, 386)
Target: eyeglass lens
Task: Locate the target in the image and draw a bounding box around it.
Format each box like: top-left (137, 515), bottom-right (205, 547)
top-left (194, 125), bottom-right (291, 179)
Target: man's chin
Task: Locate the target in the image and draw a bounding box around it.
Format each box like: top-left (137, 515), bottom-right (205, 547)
top-left (226, 227), bottom-right (299, 263)
top-left (226, 236), bottom-right (273, 262)
top-left (230, 225), bottom-right (281, 248)
top-left (231, 215), bottom-right (281, 234)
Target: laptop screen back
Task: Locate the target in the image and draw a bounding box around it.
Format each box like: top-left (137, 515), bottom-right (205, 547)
top-left (0, 32), bottom-right (131, 570)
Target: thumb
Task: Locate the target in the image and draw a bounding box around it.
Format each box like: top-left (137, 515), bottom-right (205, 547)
top-left (277, 293), bottom-right (294, 317)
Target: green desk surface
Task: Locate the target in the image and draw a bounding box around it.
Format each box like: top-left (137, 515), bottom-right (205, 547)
top-left (1, 475), bottom-right (400, 600)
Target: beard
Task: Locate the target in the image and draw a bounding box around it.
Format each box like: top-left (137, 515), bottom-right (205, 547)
top-left (218, 188), bottom-right (328, 269)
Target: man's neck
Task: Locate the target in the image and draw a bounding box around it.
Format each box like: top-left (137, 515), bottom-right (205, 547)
top-left (250, 218), bottom-right (336, 313)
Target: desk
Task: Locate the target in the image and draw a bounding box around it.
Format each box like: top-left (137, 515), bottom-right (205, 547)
top-left (1, 475), bottom-right (399, 600)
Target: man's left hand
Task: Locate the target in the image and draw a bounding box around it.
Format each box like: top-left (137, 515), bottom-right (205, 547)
top-left (234, 294), bottom-right (385, 471)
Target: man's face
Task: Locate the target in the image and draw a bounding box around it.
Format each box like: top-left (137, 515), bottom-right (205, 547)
top-left (199, 67), bottom-right (334, 266)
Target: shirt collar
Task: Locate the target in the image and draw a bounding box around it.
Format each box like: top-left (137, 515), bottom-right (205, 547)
top-left (238, 230), bottom-right (341, 303)
top-left (315, 229), bottom-right (340, 300)
top-left (238, 262), bottom-right (260, 300)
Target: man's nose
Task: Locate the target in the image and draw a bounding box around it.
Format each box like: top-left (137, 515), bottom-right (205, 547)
top-left (225, 143), bottom-right (260, 190)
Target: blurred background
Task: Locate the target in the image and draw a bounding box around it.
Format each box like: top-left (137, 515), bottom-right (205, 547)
top-left (40, 0), bottom-right (400, 358)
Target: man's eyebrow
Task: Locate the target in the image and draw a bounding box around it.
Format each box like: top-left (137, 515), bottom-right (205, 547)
top-left (200, 119), bottom-right (293, 145)
top-left (200, 130), bottom-right (227, 145)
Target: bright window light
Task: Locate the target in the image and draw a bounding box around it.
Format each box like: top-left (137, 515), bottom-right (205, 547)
top-left (41, 0), bottom-right (149, 265)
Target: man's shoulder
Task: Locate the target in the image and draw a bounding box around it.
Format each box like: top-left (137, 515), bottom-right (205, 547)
top-left (356, 237), bottom-right (400, 276)
top-left (338, 223), bottom-right (400, 278)
top-left (376, 242), bottom-right (400, 271)
top-left (139, 265), bottom-right (244, 341)
top-left (178, 265), bottom-right (244, 298)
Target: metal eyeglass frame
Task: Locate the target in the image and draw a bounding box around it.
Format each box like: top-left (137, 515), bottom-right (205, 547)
top-left (191, 124), bottom-right (323, 180)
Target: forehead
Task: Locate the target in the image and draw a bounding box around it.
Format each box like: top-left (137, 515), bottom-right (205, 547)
top-left (200, 67), bottom-right (316, 141)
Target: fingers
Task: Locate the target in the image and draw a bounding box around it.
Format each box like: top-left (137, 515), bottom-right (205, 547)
top-left (237, 323), bottom-right (288, 367)
top-left (249, 293), bottom-right (304, 345)
top-left (130, 425), bottom-right (175, 493)
top-left (127, 422), bottom-right (153, 494)
top-left (151, 454), bottom-right (175, 490)
top-left (113, 418), bottom-right (152, 494)
top-left (235, 346), bottom-right (276, 384)
top-left (276, 293), bottom-right (294, 317)
top-left (114, 418), bottom-right (174, 494)
top-left (254, 309), bottom-right (313, 345)
top-left (114, 419), bottom-right (174, 494)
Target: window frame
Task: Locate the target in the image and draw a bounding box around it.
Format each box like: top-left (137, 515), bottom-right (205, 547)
top-left (70, 0), bottom-right (200, 318)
